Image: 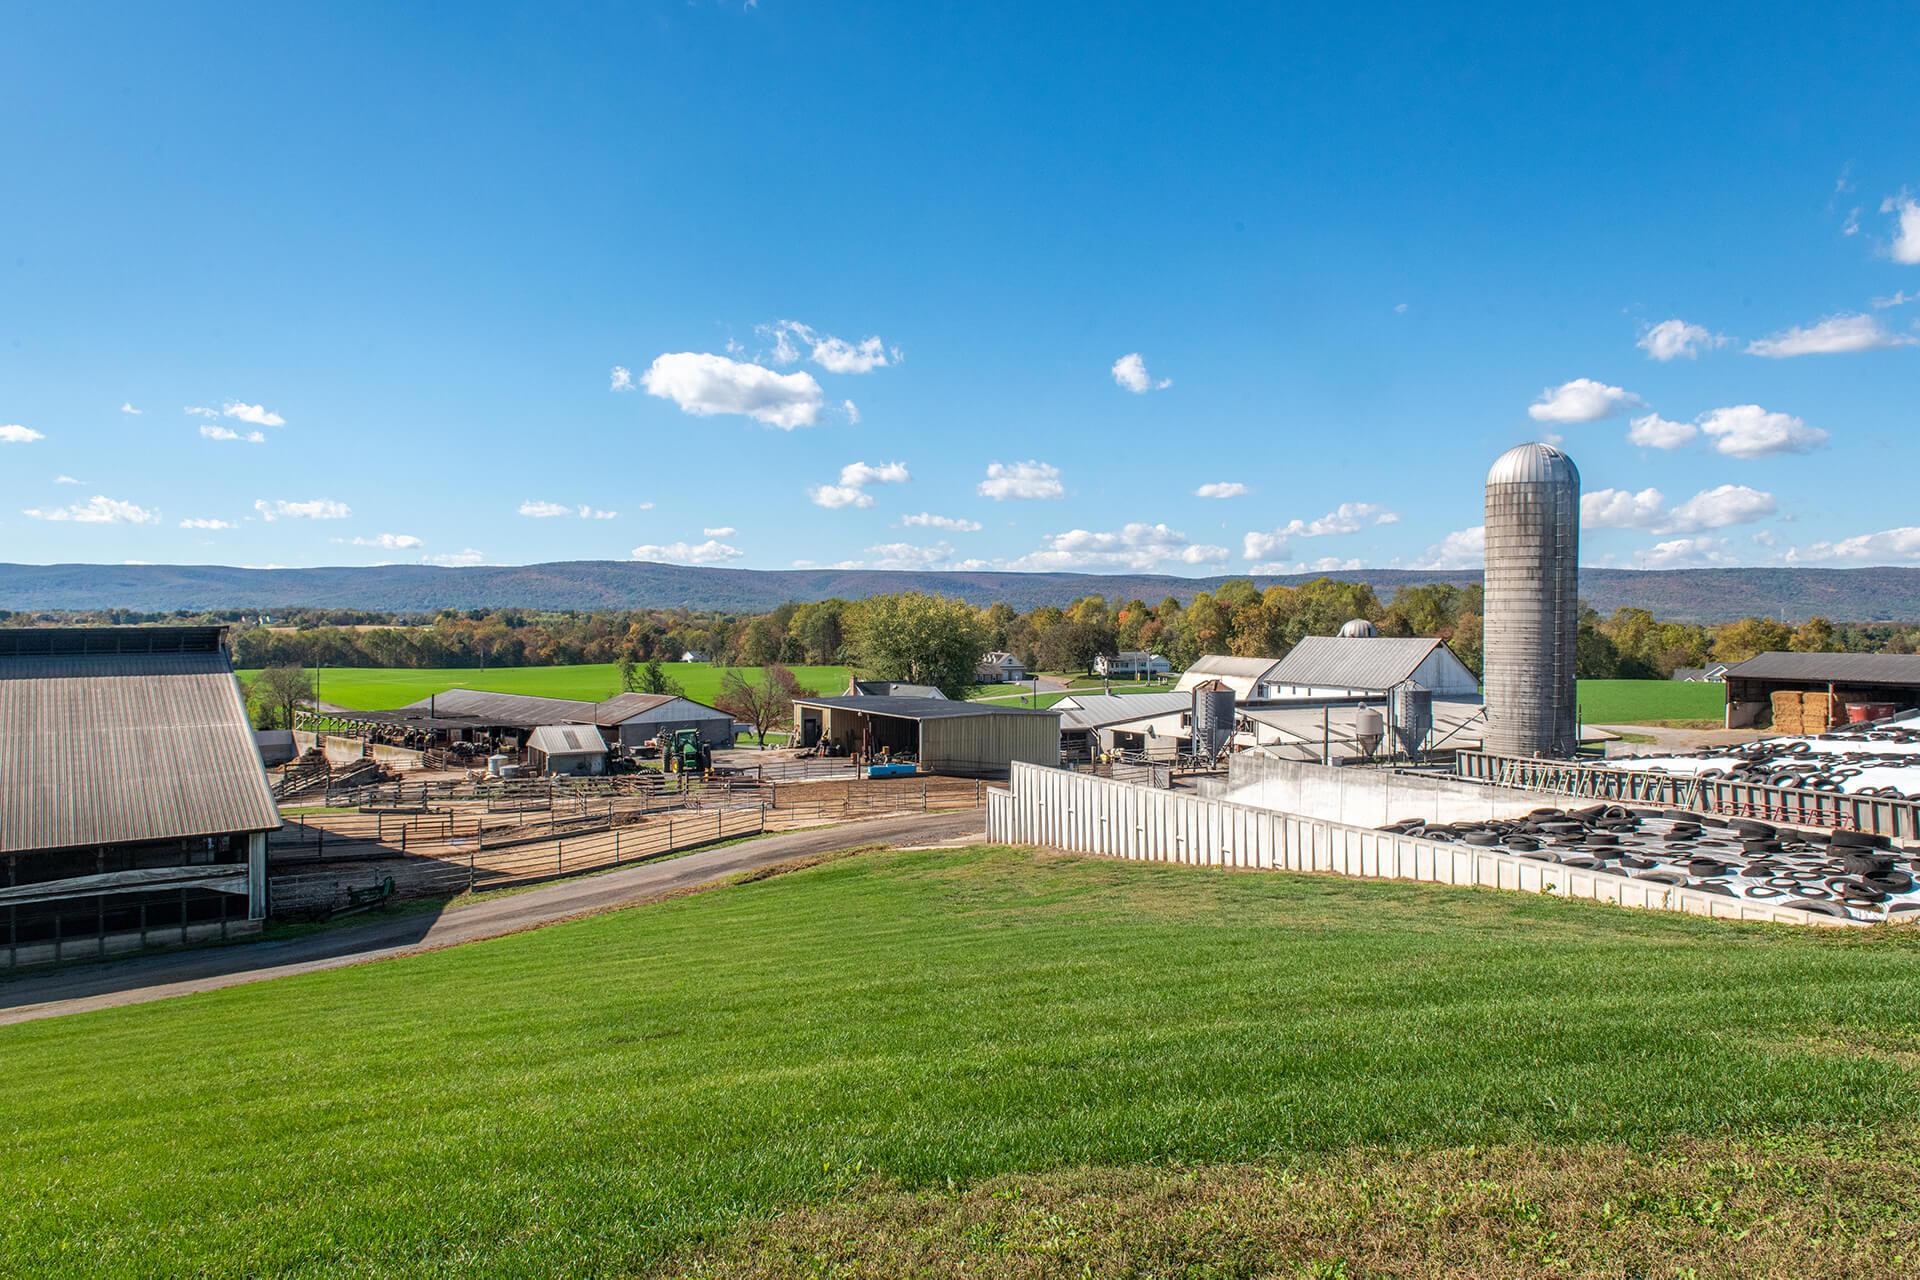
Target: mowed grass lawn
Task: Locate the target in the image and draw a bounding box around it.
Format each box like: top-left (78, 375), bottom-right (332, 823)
top-left (235, 662), bottom-right (851, 710)
top-left (4, 847), bottom-right (1920, 1276)
top-left (1578, 677), bottom-right (1727, 724)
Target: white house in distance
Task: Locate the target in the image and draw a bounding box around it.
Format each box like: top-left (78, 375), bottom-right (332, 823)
top-left (680, 650), bottom-right (708, 663)
top-left (1093, 651), bottom-right (1171, 680)
top-left (976, 650), bottom-right (1028, 683)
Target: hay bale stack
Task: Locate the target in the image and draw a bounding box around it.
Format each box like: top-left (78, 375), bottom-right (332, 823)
top-left (1802, 691), bottom-right (1837, 732)
top-left (1770, 689), bottom-right (1804, 735)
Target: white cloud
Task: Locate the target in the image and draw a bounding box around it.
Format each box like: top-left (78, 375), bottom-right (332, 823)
top-left (200, 425), bottom-right (266, 443)
top-left (1746, 313), bottom-right (1915, 357)
top-left (1664, 484), bottom-right (1777, 532)
top-left (637, 501), bottom-right (654, 511)
top-left (1410, 526), bottom-right (1485, 569)
top-left (519, 500), bottom-right (572, 518)
top-left (0, 424), bottom-right (45, 444)
top-left (1582, 487), bottom-right (1668, 530)
top-left (1872, 289), bottom-right (1917, 309)
top-left (1637, 319), bottom-right (1725, 361)
top-left (423, 549), bottom-right (487, 567)
top-left (1698, 404), bottom-right (1829, 459)
top-left (1009, 522), bottom-right (1227, 571)
top-left (862, 541), bottom-right (955, 570)
top-left (899, 512), bottom-right (983, 532)
top-left (1527, 378), bottom-right (1644, 423)
top-left (809, 460), bottom-right (910, 509)
top-left (631, 539), bottom-right (743, 564)
top-left (639, 352), bottom-right (825, 428)
top-left (610, 365), bottom-right (634, 392)
top-left (839, 460), bottom-right (909, 487)
top-left (1242, 502), bottom-right (1398, 559)
top-left (1583, 484), bottom-right (1776, 533)
top-left (54, 474), bottom-right (81, 485)
top-left (1626, 413), bottom-right (1698, 450)
top-left (842, 399), bottom-right (861, 425)
top-left (119, 402), bottom-right (142, 415)
top-left (1111, 352), bottom-right (1172, 394)
top-left (1789, 527), bottom-right (1920, 564)
top-left (578, 506), bottom-right (617, 520)
top-left (1886, 193), bottom-right (1920, 265)
top-left (1394, 302), bottom-right (1409, 314)
top-left (1635, 536), bottom-right (1735, 569)
top-left (254, 498), bottom-right (350, 521)
top-left (224, 402), bottom-right (285, 427)
top-left (351, 533), bottom-right (424, 550)
top-left (1194, 481), bottom-right (1249, 499)
top-left (183, 406), bottom-right (217, 418)
top-left (703, 526), bottom-right (736, 538)
top-left (762, 321), bottom-right (898, 374)
top-left (977, 460), bottom-right (1064, 500)
top-left (179, 517), bottom-right (235, 530)
top-left (24, 495), bottom-right (158, 524)
top-left (808, 484), bottom-right (873, 509)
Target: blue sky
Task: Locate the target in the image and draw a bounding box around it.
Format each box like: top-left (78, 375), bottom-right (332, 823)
top-left (2, 2), bottom-right (1917, 579)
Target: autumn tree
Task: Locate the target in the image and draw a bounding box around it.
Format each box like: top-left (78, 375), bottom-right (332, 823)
top-left (250, 664), bottom-right (315, 730)
top-left (716, 665), bottom-right (801, 748)
top-left (845, 592), bottom-right (988, 697)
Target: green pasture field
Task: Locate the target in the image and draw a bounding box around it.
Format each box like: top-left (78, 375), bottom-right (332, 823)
top-left (234, 662), bottom-right (851, 710)
top-left (4, 846), bottom-right (1917, 1276)
top-left (1577, 677), bottom-right (1726, 724)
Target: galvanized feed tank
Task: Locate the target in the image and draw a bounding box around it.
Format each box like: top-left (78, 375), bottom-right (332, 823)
top-left (1482, 441), bottom-right (1580, 758)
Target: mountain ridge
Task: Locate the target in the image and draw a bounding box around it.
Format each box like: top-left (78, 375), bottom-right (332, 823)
top-left (0, 560), bottom-right (1910, 624)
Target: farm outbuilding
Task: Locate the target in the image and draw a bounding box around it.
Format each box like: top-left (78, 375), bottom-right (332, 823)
top-left (0, 625), bottom-right (281, 967)
top-left (1260, 636), bottom-right (1480, 700)
top-left (591, 693), bottom-right (734, 750)
top-left (1721, 652), bottom-right (1920, 730)
top-left (526, 724), bottom-right (610, 776)
top-left (374, 688), bottom-right (734, 751)
top-left (792, 695), bottom-right (1060, 777)
top-left (1174, 655), bottom-right (1285, 700)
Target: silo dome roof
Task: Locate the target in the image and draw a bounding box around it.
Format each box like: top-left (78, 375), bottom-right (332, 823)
top-left (1487, 441), bottom-right (1580, 487)
top-left (1337, 618), bottom-right (1378, 638)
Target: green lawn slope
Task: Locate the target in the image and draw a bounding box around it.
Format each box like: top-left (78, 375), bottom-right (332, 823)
top-left (3, 847), bottom-right (1916, 1276)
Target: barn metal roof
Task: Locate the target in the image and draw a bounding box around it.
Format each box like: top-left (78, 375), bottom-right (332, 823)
top-left (394, 687), bottom-right (729, 728)
top-left (401, 688), bottom-right (599, 726)
top-left (793, 695), bottom-right (1059, 720)
top-left (527, 724), bottom-right (608, 756)
top-left (848, 680), bottom-right (949, 699)
top-left (1265, 636), bottom-right (1459, 692)
top-left (1054, 692), bottom-right (1191, 731)
top-left (1721, 652), bottom-right (1920, 685)
top-left (0, 642), bottom-right (281, 855)
top-left (1179, 655), bottom-right (1283, 681)
top-left (593, 693), bottom-right (730, 724)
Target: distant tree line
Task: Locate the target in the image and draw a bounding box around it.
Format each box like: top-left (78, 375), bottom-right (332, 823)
top-left (9, 587), bottom-right (1904, 684)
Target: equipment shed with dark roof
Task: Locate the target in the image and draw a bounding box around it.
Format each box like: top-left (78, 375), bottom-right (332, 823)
top-left (1721, 651), bottom-right (1920, 730)
top-left (792, 695), bottom-right (1060, 777)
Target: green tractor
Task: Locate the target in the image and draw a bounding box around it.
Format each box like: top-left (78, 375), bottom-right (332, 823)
top-left (663, 728), bottom-right (710, 776)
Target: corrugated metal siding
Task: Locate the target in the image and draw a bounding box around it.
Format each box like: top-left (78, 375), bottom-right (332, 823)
top-left (920, 712), bottom-right (1061, 776)
top-left (1266, 636), bottom-right (1458, 692)
top-left (1055, 692), bottom-right (1191, 731)
top-left (0, 651), bottom-right (281, 855)
top-left (400, 688), bottom-right (599, 725)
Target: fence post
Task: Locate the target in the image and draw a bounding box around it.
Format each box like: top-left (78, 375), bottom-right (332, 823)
top-left (468, 847), bottom-right (475, 893)
top-left (668, 817), bottom-right (674, 849)
top-left (615, 828), bottom-right (620, 864)
top-left (558, 840), bottom-right (563, 874)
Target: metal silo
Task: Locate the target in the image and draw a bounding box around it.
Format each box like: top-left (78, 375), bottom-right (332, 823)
top-left (1391, 682), bottom-right (1434, 759)
top-left (1482, 441), bottom-right (1580, 758)
top-left (1337, 618), bottom-right (1378, 638)
top-left (1190, 678), bottom-right (1236, 763)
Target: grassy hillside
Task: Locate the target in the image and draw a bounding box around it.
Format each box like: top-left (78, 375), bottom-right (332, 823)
top-left (236, 662), bottom-right (852, 710)
top-left (4, 847), bottom-right (1916, 1276)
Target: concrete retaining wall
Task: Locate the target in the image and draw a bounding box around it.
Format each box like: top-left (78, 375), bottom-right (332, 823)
top-left (987, 762), bottom-right (1857, 928)
top-left (368, 741), bottom-right (427, 772)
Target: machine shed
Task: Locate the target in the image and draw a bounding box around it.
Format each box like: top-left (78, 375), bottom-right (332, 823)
top-left (526, 724), bottom-right (610, 776)
top-left (1721, 652), bottom-right (1920, 729)
top-left (792, 695), bottom-right (1060, 777)
top-left (1262, 636), bottom-right (1480, 699)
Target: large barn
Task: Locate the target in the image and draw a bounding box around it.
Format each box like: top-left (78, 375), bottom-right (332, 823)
top-left (0, 626), bottom-right (281, 967)
top-left (343, 687), bottom-right (737, 751)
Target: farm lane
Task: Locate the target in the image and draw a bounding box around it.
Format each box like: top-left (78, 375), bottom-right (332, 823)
top-left (0, 809), bottom-right (985, 1027)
